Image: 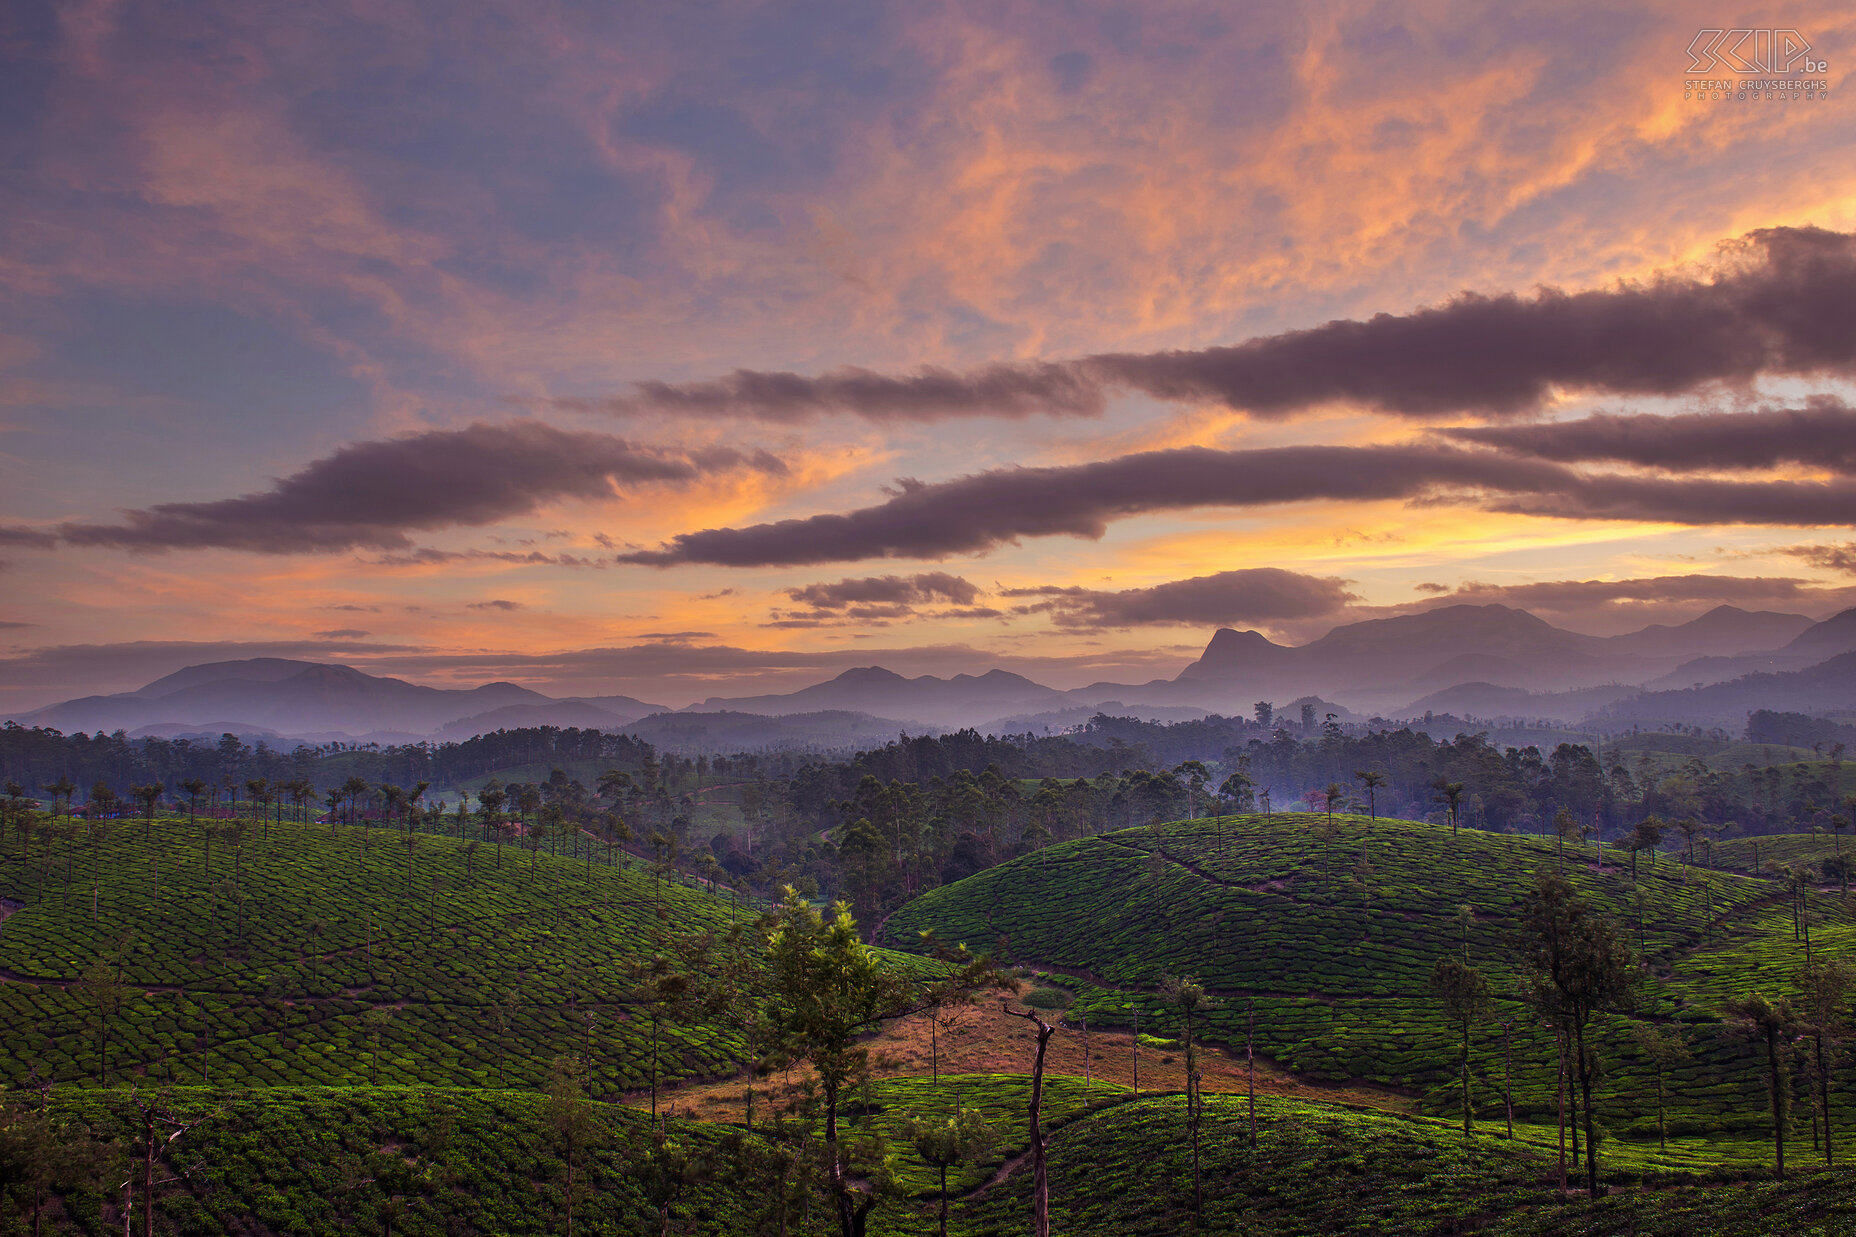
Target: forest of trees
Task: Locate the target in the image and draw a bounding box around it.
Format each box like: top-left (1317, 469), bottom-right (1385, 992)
top-left (3, 714), bottom-right (1852, 927)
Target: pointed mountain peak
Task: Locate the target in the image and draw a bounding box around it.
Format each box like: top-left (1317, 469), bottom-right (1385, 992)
top-left (1176, 627), bottom-right (1292, 682)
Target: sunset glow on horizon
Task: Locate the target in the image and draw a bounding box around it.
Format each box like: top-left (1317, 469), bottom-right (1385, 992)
top-left (3, 0), bottom-right (1855, 712)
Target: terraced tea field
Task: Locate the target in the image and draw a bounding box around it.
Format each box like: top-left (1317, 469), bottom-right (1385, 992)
top-left (943, 1092), bottom-right (1856, 1237)
top-left (886, 813), bottom-right (1847, 1151)
top-left (0, 815), bottom-right (758, 1094)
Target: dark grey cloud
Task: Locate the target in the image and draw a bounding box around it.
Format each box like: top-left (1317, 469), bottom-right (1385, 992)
top-left (466, 599), bottom-right (525, 612)
top-left (563, 361), bottom-right (1104, 423)
top-left (366, 547), bottom-right (608, 568)
top-left (1783, 542), bottom-right (1856, 574)
top-left (616, 443), bottom-right (1574, 567)
top-left (0, 526), bottom-right (57, 548)
top-left (1003, 568), bottom-right (1357, 629)
top-left (1493, 474), bottom-right (1856, 526)
top-left (1085, 226), bottom-right (1856, 418)
top-left (310, 628), bottom-right (371, 639)
top-left (1443, 398), bottom-right (1856, 471)
top-left (48, 422), bottom-right (782, 554)
top-left (576, 227), bottom-right (1856, 424)
top-left (1437, 574), bottom-right (1845, 611)
top-left (785, 572), bottom-right (980, 609)
top-left (619, 429), bottom-right (1856, 569)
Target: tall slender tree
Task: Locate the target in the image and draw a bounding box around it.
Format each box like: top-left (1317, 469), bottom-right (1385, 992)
top-left (1798, 959), bottom-right (1854, 1166)
top-left (1430, 957), bottom-right (1489, 1137)
top-left (1726, 992), bottom-right (1797, 1179)
top-left (1161, 974), bottom-right (1212, 1221)
top-left (1629, 1021), bottom-right (1690, 1153)
top-left (1516, 870), bottom-right (1638, 1195)
top-left (1353, 770), bottom-right (1387, 820)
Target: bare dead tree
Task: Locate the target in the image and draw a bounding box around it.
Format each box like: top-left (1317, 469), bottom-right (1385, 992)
top-left (1003, 1001), bottom-right (1057, 1237)
top-left (114, 1089), bottom-right (210, 1237)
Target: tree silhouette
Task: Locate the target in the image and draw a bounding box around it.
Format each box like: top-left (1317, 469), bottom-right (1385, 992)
top-left (43, 777), bottom-right (74, 821)
top-left (1726, 991), bottom-right (1797, 1179)
top-left (1433, 778), bottom-right (1465, 838)
top-left (179, 778), bottom-right (207, 830)
top-left (478, 782), bottom-right (507, 864)
top-left (542, 1055), bottom-right (603, 1237)
top-left (1161, 974), bottom-right (1213, 1221)
top-left (113, 1088), bottom-right (211, 1237)
top-left (1353, 770), bottom-right (1387, 820)
top-left (1629, 1022), bottom-right (1690, 1153)
top-left (131, 784), bottom-right (163, 838)
top-left (74, 953), bottom-right (129, 1084)
top-left (1001, 1000), bottom-right (1058, 1237)
top-left (1798, 959), bottom-right (1854, 1166)
top-left (0, 1087), bottom-right (101, 1235)
top-left (1516, 870), bottom-right (1637, 1195)
top-left (625, 950), bottom-right (699, 1123)
top-left (1430, 957), bottom-right (1489, 1137)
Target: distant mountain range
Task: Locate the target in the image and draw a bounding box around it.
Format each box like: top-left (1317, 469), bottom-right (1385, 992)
top-left (9, 603), bottom-right (1856, 749)
top-left (696, 666), bottom-right (1076, 729)
top-left (13, 658), bottom-right (667, 742)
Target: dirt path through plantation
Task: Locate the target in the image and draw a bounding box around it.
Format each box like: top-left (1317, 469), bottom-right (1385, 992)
top-left (634, 995), bottom-right (1412, 1123)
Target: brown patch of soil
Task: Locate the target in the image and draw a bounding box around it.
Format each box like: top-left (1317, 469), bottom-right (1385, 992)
top-left (635, 998), bottom-right (1411, 1122)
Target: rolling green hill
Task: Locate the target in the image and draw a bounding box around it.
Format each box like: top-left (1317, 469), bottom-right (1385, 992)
top-left (885, 812), bottom-right (1842, 1157)
top-left (0, 814), bottom-right (754, 1095)
top-left (944, 1092), bottom-right (1856, 1237)
top-left (7, 808), bottom-right (1854, 1231)
top-left (1714, 831), bottom-right (1856, 874)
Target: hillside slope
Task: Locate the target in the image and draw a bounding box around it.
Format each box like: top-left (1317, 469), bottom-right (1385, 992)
top-left (0, 816), bottom-right (752, 1094)
top-left (885, 812), bottom-right (1832, 1146)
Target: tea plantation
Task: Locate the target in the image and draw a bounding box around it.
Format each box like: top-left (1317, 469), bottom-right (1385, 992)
top-left (0, 814), bottom-right (764, 1094)
top-left (885, 812), bottom-right (1855, 1158)
top-left (944, 1092), bottom-right (1856, 1237)
top-left (8, 808), bottom-right (1856, 1233)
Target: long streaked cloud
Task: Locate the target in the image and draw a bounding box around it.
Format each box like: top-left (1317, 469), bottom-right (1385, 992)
top-left (578, 227), bottom-right (1856, 424)
top-left (1490, 475), bottom-right (1856, 527)
top-left (1003, 568), bottom-right (1357, 629)
top-left (1433, 574), bottom-right (1855, 613)
top-left (41, 423), bottom-right (783, 554)
top-left (0, 527), bottom-right (59, 548)
top-left (1083, 226), bottom-right (1856, 419)
top-left (617, 435), bottom-right (1856, 568)
top-left (1443, 398), bottom-right (1856, 471)
top-left (564, 363), bottom-right (1105, 423)
top-left (617, 443), bottom-right (1573, 566)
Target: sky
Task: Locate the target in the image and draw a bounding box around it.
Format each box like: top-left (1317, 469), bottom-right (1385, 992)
top-left (2, 0), bottom-right (1855, 712)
